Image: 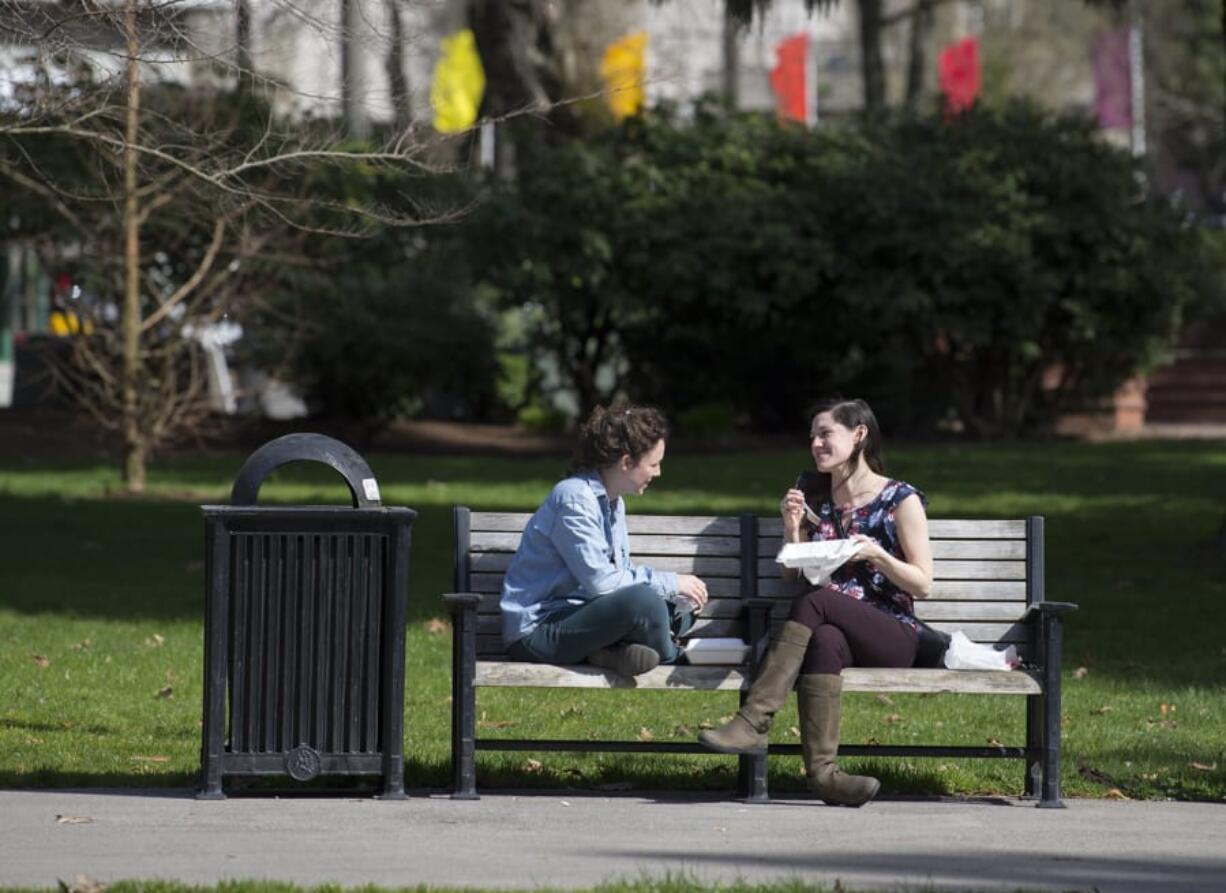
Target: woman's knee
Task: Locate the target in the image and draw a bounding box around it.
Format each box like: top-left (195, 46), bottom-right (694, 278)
top-left (803, 624), bottom-right (851, 675)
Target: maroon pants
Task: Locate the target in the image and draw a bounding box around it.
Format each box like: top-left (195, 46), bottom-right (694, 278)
top-left (788, 587), bottom-right (919, 675)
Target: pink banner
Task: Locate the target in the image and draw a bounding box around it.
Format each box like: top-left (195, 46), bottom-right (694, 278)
top-left (1092, 26), bottom-right (1131, 130)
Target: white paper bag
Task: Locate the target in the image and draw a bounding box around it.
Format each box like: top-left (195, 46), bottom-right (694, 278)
top-left (775, 539), bottom-right (860, 586)
top-left (943, 630), bottom-right (1018, 671)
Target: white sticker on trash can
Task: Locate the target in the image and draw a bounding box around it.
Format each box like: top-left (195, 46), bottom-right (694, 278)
top-left (362, 478), bottom-right (381, 502)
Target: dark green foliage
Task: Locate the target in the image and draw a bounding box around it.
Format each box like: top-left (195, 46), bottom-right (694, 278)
top-left (246, 241), bottom-right (499, 440)
top-left (471, 100), bottom-right (1225, 436)
top-left (240, 163), bottom-right (500, 438)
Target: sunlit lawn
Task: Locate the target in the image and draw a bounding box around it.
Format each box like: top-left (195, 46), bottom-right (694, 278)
top-left (1, 439), bottom-right (1223, 801)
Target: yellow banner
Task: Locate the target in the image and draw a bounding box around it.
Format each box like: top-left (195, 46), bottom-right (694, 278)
top-left (431, 29), bottom-right (486, 134)
top-left (600, 31), bottom-right (648, 121)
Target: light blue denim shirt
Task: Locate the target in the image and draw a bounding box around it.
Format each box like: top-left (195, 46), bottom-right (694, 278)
top-left (500, 471), bottom-right (680, 646)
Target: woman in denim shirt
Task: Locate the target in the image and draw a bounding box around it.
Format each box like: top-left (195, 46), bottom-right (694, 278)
top-left (698, 398), bottom-right (934, 807)
top-left (501, 405), bottom-right (710, 677)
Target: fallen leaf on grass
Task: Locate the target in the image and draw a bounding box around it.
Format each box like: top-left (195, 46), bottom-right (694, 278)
top-left (54, 815), bottom-right (94, 825)
top-left (637, 727), bottom-right (654, 742)
top-left (1160, 702), bottom-right (1176, 718)
top-left (863, 736), bottom-right (880, 746)
top-left (1091, 705), bottom-right (1113, 715)
top-left (523, 758), bottom-right (543, 773)
top-left (131, 755), bottom-right (171, 763)
top-left (58, 874), bottom-right (106, 893)
top-left (1104, 788), bottom-right (1131, 800)
top-left (875, 693), bottom-right (894, 706)
top-left (986, 737), bottom-right (1004, 748)
top-left (697, 721), bottom-right (714, 730)
top-left (1073, 666), bottom-right (1088, 679)
top-left (30, 653), bottom-right (50, 669)
top-left (424, 618), bottom-right (451, 635)
top-left (156, 686), bottom-right (174, 699)
top-left (145, 634), bottom-right (165, 648)
top-left (1189, 762), bottom-right (1218, 772)
top-left (26, 737), bottom-right (43, 745)
top-left (70, 639), bottom-right (92, 652)
top-left (477, 715), bottom-right (514, 730)
top-left (882, 714), bottom-right (905, 725)
top-left (672, 723), bottom-right (693, 737)
top-left (1145, 718), bottom-right (1178, 730)
top-left (786, 726), bottom-right (801, 739)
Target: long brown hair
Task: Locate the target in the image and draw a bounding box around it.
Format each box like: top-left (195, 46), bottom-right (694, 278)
top-left (798, 398), bottom-right (887, 507)
top-left (569, 404), bottom-right (669, 474)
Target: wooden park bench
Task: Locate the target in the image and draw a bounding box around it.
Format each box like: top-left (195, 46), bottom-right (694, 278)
top-left (444, 507), bottom-right (1076, 807)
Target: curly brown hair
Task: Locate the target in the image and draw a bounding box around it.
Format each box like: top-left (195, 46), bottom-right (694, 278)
top-left (569, 404), bottom-right (670, 474)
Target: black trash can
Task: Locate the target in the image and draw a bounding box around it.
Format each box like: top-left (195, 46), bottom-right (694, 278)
top-left (198, 433), bottom-right (415, 799)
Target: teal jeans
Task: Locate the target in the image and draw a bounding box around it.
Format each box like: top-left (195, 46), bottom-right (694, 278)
top-left (508, 584), bottom-right (694, 665)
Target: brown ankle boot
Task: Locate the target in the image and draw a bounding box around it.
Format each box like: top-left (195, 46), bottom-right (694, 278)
top-left (796, 674), bottom-right (880, 807)
top-left (698, 621), bottom-right (812, 755)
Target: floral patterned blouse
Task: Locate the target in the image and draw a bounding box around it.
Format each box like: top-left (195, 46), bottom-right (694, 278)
top-left (807, 478), bottom-right (927, 630)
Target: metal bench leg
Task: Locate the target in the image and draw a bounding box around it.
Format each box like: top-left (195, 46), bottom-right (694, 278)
top-left (1023, 693), bottom-right (1042, 800)
top-left (450, 604), bottom-right (479, 800)
top-left (738, 752), bottom-right (769, 802)
top-left (1037, 616), bottom-right (1066, 809)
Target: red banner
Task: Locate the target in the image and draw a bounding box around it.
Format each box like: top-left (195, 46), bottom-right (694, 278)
top-left (769, 33), bottom-right (808, 124)
top-left (938, 37), bottom-right (980, 116)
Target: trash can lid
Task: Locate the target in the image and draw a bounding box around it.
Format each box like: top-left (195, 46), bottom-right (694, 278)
top-left (230, 433), bottom-right (382, 508)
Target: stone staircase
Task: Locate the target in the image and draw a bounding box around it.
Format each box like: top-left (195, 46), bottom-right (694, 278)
top-left (1144, 313), bottom-right (1226, 423)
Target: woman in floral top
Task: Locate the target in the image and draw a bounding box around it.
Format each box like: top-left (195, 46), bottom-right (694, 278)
top-left (699, 398), bottom-right (933, 807)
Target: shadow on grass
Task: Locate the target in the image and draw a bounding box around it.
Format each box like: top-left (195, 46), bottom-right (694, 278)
top-left (0, 494), bottom-right (454, 624)
top-left (0, 717), bottom-right (116, 736)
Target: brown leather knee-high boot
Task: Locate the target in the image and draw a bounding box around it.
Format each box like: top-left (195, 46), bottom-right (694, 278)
top-left (796, 674), bottom-right (880, 806)
top-left (697, 621), bottom-right (813, 755)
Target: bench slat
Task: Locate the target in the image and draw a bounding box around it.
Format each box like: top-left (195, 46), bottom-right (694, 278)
top-left (757, 559), bottom-right (1027, 580)
top-left (756, 579), bottom-right (1028, 600)
top-left (468, 574), bottom-right (746, 597)
top-left (471, 513), bottom-right (740, 536)
top-left (470, 552), bottom-right (744, 576)
top-left (470, 531), bottom-right (745, 557)
top-left (757, 537), bottom-right (1026, 560)
top-left (759, 518), bottom-right (1026, 539)
top-left (475, 615), bottom-right (746, 638)
top-left (473, 661), bottom-right (1041, 695)
top-left (471, 593), bottom-right (1027, 625)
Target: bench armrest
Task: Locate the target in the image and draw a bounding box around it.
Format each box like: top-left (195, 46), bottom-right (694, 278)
top-left (444, 592), bottom-right (481, 614)
top-left (1025, 601), bottom-right (1078, 618)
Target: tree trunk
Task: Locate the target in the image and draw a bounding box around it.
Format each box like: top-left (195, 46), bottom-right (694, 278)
top-left (905, 0), bottom-right (935, 108)
top-left (383, 0), bottom-right (413, 132)
top-left (857, 0), bottom-right (886, 110)
top-left (341, 0), bottom-right (369, 139)
top-left (121, 0), bottom-right (146, 493)
top-left (468, 0), bottom-right (553, 177)
top-left (722, 4), bottom-right (741, 109)
top-left (236, 0), bottom-right (252, 90)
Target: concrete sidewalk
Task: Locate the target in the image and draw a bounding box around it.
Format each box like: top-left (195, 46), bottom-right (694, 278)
top-left (2, 788), bottom-right (1224, 892)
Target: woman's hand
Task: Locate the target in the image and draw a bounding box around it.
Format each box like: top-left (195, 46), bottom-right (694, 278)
top-left (849, 534), bottom-right (887, 566)
top-left (780, 488), bottom-right (807, 541)
top-left (677, 574), bottom-right (709, 612)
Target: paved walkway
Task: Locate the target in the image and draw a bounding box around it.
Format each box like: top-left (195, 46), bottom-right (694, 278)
top-left (2, 789), bottom-right (1224, 891)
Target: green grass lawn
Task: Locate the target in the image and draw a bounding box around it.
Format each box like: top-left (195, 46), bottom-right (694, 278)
top-left (1, 440), bottom-right (1224, 800)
